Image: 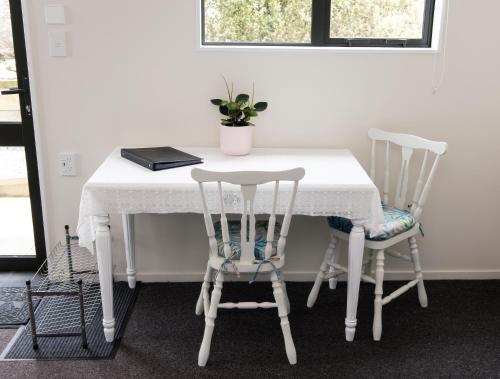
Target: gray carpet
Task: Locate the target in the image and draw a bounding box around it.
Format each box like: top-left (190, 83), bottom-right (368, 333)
top-left (2, 282), bottom-right (137, 360)
top-left (0, 280), bottom-right (499, 378)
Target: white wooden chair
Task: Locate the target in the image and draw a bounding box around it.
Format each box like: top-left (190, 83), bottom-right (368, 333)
top-left (191, 167), bottom-right (305, 366)
top-left (307, 128), bottom-right (447, 341)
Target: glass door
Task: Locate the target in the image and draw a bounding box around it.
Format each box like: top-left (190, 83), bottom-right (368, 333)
top-left (0, 0), bottom-right (46, 270)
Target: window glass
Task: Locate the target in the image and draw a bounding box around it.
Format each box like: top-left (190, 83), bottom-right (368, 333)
top-left (204, 0), bottom-right (312, 44)
top-left (330, 0), bottom-right (426, 39)
top-left (0, 0), bottom-right (20, 122)
top-left (0, 147), bottom-right (36, 257)
top-left (202, 0), bottom-right (434, 47)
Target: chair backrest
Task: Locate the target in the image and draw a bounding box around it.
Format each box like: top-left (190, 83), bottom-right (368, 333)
top-left (191, 168), bottom-right (305, 263)
top-left (368, 128), bottom-right (448, 221)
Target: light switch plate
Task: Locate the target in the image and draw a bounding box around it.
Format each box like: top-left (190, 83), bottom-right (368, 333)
top-left (45, 5), bottom-right (66, 24)
top-left (59, 152), bottom-right (77, 176)
top-left (48, 30), bottom-right (67, 57)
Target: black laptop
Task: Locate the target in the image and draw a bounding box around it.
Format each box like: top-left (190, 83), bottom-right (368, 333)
top-left (121, 147), bottom-right (203, 171)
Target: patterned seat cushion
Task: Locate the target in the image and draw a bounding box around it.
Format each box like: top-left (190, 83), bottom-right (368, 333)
top-left (214, 220), bottom-right (281, 260)
top-left (327, 205), bottom-right (417, 241)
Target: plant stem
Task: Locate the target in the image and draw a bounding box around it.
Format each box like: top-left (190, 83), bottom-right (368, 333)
top-left (222, 75), bottom-right (232, 101)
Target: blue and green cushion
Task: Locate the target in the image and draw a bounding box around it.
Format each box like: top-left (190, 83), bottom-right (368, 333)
top-left (214, 220), bottom-right (281, 260)
top-left (327, 205), bottom-right (417, 241)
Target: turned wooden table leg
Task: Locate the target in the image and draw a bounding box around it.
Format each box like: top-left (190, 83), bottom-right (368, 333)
top-left (95, 215), bottom-right (115, 343)
top-left (122, 214), bottom-right (136, 289)
top-left (345, 222), bottom-right (365, 342)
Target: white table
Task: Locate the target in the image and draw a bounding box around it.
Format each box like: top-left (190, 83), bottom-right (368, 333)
top-left (77, 147), bottom-right (384, 343)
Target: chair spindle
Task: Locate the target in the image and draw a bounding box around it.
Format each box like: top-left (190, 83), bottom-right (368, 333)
top-left (413, 155), bottom-right (441, 221)
top-left (277, 181), bottom-right (300, 257)
top-left (199, 183), bottom-right (218, 257)
top-left (411, 150), bottom-right (429, 213)
top-left (394, 146), bottom-right (414, 209)
top-left (217, 181), bottom-right (231, 259)
top-left (370, 139), bottom-right (376, 181)
top-left (265, 181), bottom-right (280, 260)
top-left (383, 141), bottom-right (390, 204)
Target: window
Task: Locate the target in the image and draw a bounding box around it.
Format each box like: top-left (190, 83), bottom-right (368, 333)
top-left (202, 0), bottom-right (436, 48)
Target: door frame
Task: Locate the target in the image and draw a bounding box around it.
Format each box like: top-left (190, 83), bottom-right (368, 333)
top-left (0, 0), bottom-right (47, 270)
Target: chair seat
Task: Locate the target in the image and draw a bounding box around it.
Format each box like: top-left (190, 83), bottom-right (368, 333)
top-left (327, 205), bottom-right (417, 241)
top-left (214, 220), bottom-right (280, 260)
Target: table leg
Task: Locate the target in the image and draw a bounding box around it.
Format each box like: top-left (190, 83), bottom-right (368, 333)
top-left (122, 214), bottom-right (136, 289)
top-left (95, 215), bottom-right (115, 343)
top-left (345, 222), bottom-right (365, 342)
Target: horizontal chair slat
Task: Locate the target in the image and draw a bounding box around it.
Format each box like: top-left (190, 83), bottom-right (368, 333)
top-left (218, 302), bottom-right (277, 310)
top-left (382, 278), bottom-right (420, 305)
top-left (327, 263), bottom-right (376, 284)
top-left (191, 167), bottom-right (305, 184)
top-left (385, 249), bottom-right (412, 261)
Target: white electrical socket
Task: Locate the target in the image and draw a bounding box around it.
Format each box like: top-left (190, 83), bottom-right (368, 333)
top-left (59, 152), bottom-right (77, 176)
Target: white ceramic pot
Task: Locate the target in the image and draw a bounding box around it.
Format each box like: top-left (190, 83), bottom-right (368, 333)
top-left (219, 124), bottom-right (253, 156)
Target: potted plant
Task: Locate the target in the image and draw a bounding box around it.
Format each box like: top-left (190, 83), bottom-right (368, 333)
top-left (211, 78), bottom-right (268, 156)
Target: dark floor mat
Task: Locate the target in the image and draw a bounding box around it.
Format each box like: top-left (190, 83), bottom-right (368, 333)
top-left (2, 282), bottom-right (138, 360)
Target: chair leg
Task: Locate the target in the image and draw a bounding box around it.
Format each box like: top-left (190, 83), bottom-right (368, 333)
top-left (272, 272), bottom-right (297, 365)
top-left (281, 274), bottom-right (291, 314)
top-left (196, 264), bottom-right (212, 316)
top-left (198, 272), bottom-right (224, 367)
top-left (369, 248), bottom-right (377, 276)
top-left (328, 243), bottom-right (340, 290)
top-left (372, 249), bottom-right (385, 341)
top-left (363, 249), bottom-right (373, 276)
top-left (409, 236), bottom-right (428, 308)
top-left (307, 235), bottom-right (337, 308)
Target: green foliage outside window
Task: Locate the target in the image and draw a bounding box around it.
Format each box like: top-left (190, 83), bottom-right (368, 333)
top-left (204, 0), bottom-right (312, 43)
top-left (330, 0), bottom-right (425, 39)
top-left (204, 0), bottom-right (426, 43)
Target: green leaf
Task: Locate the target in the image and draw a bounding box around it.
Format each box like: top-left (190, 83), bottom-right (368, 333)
top-left (244, 109), bottom-right (257, 118)
top-left (227, 101), bottom-right (242, 112)
top-left (235, 94), bottom-right (250, 104)
top-left (219, 105), bottom-right (229, 116)
top-left (229, 109), bottom-right (242, 119)
top-left (211, 99), bottom-right (223, 106)
top-left (254, 102), bottom-right (268, 112)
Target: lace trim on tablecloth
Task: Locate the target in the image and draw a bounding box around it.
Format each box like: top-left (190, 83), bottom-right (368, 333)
top-left (77, 184), bottom-right (384, 250)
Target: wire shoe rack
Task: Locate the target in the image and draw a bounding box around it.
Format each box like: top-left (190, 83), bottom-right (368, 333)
top-left (25, 226), bottom-right (100, 349)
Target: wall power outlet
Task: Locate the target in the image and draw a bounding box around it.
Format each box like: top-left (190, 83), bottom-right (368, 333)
top-left (59, 152), bottom-right (77, 176)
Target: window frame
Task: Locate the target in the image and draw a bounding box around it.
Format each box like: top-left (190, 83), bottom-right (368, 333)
top-left (201, 0), bottom-right (436, 48)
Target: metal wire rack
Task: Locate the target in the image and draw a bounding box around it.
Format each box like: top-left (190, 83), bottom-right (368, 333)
top-left (26, 226), bottom-right (100, 349)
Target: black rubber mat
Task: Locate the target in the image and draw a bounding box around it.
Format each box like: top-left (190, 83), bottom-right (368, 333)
top-left (2, 282), bottom-right (138, 360)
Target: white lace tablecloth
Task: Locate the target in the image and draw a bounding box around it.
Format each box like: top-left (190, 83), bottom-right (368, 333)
top-left (77, 147), bottom-right (384, 250)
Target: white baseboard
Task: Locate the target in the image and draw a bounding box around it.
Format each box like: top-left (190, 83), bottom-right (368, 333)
top-left (114, 270), bottom-right (500, 283)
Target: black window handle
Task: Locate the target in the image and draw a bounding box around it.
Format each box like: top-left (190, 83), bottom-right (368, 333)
top-left (1, 88), bottom-right (25, 95)
top-left (0, 76), bottom-right (32, 116)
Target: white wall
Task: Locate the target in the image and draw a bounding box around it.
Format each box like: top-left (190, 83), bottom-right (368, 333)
top-left (24, 0), bottom-right (500, 281)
